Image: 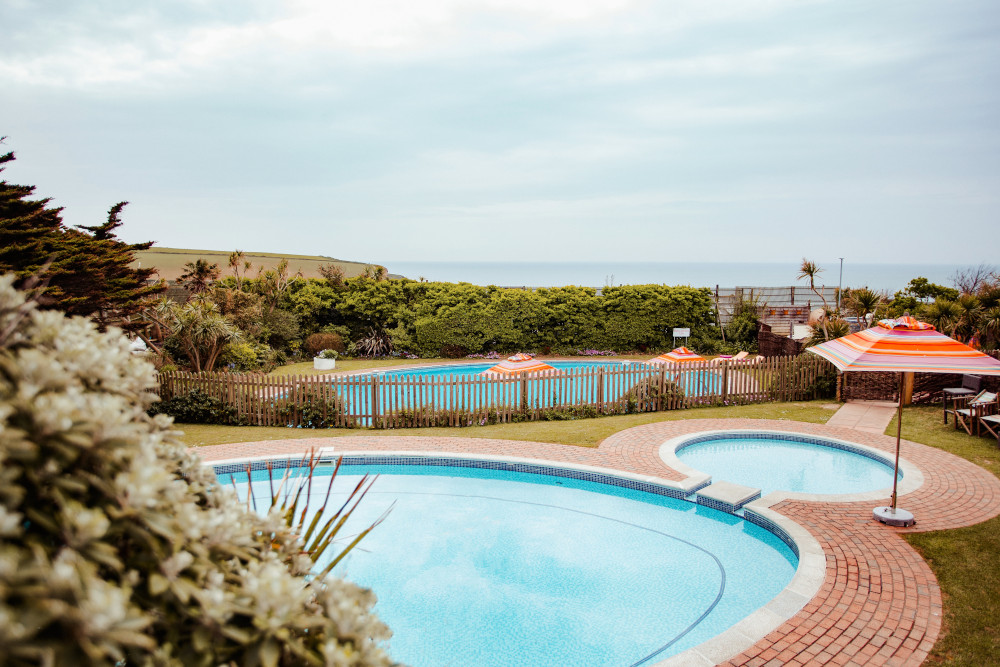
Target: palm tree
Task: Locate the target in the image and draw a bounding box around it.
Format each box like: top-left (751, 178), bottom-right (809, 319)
top-left (952, 293), bottom-right (982, 344)
top-left (921, 298), bottom-right (962, 337)
top-left (178, 259), bottom-right (220, 294)
top-left (805, 318), bottom-right (850, 346)
top-left (227, 250), bottom-right (252, 291)
top-left (981, 306), bottom-right (1000, 350)
top-left (845, 287), bottom-right (885, 326)
top-left (797, 258), bottom-right (830, 310)
top-left (172, 297), bottom-right (240, 371)
top-left (135, 296), bottom-right (177, 361)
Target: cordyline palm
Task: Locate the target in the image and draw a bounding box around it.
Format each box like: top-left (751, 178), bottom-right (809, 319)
top-left (173, 296), bottom-right (239, 371)
top-left (921, 298), bottom-right (962, 337)
top-left (981, 306), bottom-right (1000, 350)
top-left (952, 293), bottom-right (982, 344)
top-left (797, 258), bottom-right (830, 310)
top-left (805, 317), bottom-right (850, 346)
top-left (134, 296), bottom-right (177, 360)
top-left (845, 287), bottom-right (884, 325)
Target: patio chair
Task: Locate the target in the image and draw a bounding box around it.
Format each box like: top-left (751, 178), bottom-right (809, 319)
top-left (980, 414), bottom-right (1000, 447)
top-left (943, 374), bottom-right (982, 424)
top-left (952, 390), bottom-right (999, 436)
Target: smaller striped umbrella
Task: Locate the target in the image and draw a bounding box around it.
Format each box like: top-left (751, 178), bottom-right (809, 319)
top-left (482, 353), bottom-right (555, 376)
top-left (808, 315), bottom-right (1000, 526)
top-left (648, 346), bottom-right (705, 365)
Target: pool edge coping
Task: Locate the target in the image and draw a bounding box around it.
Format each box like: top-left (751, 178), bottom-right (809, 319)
top-left (657, 428), bottom-right (925, 506)
top-left (206, 448), bottom-right (817, 667)
top-left (208, 449), bottom-right (712, 497)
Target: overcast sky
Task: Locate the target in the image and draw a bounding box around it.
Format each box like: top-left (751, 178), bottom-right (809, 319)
top-left (2, 0), bottom-right (998, 265)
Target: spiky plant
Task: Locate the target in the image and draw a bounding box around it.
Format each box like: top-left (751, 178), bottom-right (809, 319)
top-left (237, 454), bottom-right (393, 578)
top-left (357, 328), bottom-right (393, 358)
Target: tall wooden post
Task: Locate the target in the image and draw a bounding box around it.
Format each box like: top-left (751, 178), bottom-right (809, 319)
top-left (901, 371), bottom-right (915, 406)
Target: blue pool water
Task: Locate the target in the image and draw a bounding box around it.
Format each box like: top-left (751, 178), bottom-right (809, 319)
top-left (676, 435), bottom-right (898, 496)
top-left (332, 361), bottom-right (721, 422)
top-left (219, 461), bottom-right (797, 666)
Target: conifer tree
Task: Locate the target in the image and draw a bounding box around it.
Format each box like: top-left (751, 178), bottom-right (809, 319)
top-left (0, 139), bottom-right (164, 331)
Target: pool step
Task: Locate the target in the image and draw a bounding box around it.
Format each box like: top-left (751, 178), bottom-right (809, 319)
top-left (696, 481), bottom-right (762, 514)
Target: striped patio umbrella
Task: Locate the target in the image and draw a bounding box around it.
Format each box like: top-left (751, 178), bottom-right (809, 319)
top-left (649, 346), bottom-right (705, 364)
top-left (808, 315), bottom-right (1000, 525)
top-left (482, 353), bottom-right (555, 376)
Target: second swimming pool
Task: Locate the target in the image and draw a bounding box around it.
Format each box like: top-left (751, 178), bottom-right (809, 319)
top-left (673, 432), bottom-right (900, 497)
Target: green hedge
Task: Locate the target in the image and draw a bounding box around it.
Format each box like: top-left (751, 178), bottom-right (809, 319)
top-left (284, 278), bottom-right (717, 356)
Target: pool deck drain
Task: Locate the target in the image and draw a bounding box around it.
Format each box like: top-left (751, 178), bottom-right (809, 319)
top-left (193, 418), bottom-right (1000, 666)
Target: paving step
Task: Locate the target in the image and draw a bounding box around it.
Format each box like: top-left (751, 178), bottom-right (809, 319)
top-left (696, 480), bottom-right (762, 514)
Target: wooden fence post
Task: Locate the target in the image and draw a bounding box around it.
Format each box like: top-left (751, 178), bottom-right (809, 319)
top-left (597, 367), bottom-right (605, 413)
top-left (720, 360), bottom-right (728, 403)
top-left (371, 375), bottom-right (380, 429)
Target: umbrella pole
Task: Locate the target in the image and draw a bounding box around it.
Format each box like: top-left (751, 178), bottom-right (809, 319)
top-left (874, 373), bottom-right (914, 526)
top-left (891, 373), bottom-right (903, 510)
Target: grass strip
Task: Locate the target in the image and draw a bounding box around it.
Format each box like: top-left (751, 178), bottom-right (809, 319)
top-left (892, 406), bottom-right (1000, 666)
top-left (178, 400), bottom-right (839, 448)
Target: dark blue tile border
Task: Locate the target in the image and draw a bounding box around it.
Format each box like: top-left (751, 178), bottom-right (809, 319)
top-left (213, 455), bottom-right (701, 500)
top-left (696, 490), bottom-right (762, 515)
top-left (743, 509), bottom-right (799, 558)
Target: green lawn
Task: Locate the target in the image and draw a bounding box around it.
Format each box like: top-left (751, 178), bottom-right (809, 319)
top-left (173, 361), bottom-right (1000, 665)
top-left (892, 406), bottom-right (1000, 666)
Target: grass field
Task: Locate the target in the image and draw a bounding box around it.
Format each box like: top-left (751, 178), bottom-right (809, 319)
top-left (133, 247), bottom-right (400, 282)
top-left (895, 407), bottom-right (1000, 666)
top-left (171, 358), bottom-right (1000, 665)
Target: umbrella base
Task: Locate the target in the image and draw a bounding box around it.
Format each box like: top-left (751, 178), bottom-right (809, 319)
top-left (873, 506), bottom-right (915, 527)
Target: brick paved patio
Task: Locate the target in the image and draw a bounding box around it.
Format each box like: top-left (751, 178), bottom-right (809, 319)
top-left (194, 418), bottom-right (1000, 666)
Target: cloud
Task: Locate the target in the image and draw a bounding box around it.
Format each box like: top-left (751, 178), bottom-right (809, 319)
top-left (2, 0), bottom-right (999, 265)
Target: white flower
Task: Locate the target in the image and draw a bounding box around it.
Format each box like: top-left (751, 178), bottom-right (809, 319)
top-left (0, 506), bottom-right (23, 537)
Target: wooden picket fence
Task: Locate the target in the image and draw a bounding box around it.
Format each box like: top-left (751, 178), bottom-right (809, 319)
top-left (155, 355), bottom-right (834, 429)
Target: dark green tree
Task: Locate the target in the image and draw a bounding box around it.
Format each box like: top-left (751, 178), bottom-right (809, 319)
top-left (0, 142), bottom-right (164, 331)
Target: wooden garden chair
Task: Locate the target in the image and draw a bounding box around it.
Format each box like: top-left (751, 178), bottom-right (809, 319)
top-left (943, 374), bottom-right (982, 424)
top-left (952, 390), bottom-right (999, 436)
top-left (980, 413), bottom-right (1000, 447)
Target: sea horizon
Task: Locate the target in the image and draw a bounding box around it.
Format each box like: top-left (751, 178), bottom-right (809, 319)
top-left (385, 261), bottom-right (978, 294)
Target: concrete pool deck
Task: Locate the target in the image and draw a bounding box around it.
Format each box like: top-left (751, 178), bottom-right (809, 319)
top-left (193, 418), bottom-right (1000, 666)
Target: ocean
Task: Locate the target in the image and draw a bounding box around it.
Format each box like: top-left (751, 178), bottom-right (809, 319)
top-left (385, 261), bottom-right (973, 293)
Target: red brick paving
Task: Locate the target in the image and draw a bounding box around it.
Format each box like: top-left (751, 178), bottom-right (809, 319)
top-left (194, 418), bottom-right (1000, 666)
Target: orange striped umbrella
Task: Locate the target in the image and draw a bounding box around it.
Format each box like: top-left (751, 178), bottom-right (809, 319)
top-left (648, 346), bottom-right (705, 364)
top-left (807, 315), bottom-right (1000, 375)
top-left (808, 315), bottom-right (1000, 524)
top-left (482, 353), bottom-right (555, 376)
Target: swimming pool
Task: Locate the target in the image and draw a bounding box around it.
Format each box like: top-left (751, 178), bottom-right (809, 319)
top-left (216, 456), bottom-right (801, 666)
top-left (670, 431), bottom-right (901, 497)
top-left (332, 361), bottom-right (721, 423)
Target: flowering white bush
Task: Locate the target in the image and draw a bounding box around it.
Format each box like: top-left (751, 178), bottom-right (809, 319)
top-left (0, 275), bottom-right (395, 666)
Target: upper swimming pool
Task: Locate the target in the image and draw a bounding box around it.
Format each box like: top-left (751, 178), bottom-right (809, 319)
top-left (673, 432), bottom-right (900, 497)
top-left (328, 361), bottom-right (721, 424)
top-left (216, 456), bottom-right (798, 666)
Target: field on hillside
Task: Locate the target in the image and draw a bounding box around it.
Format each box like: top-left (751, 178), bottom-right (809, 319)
top-left (134, 247), bottom-right (403, 282)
